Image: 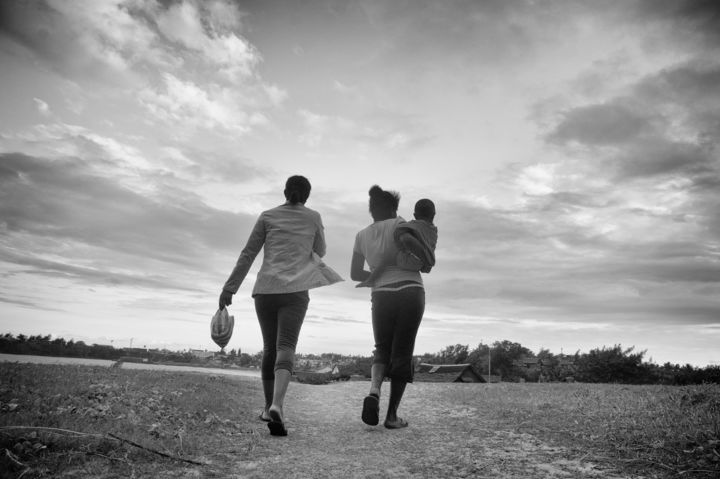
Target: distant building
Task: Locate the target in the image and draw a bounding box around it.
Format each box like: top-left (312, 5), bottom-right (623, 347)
top-left (514, 356), bottom-right (541, 369)
top-left (293, 364), bottom-right (348, 384)
top-left (315, 365), bottom-right (340, 375)
top-left (481, 374), bottom-right (502, 383)
top-left (415, 363), bottom-right (485, 383)
top-left (123, 347), bottom-right (148, 356)
top-left (189, 349), bottom-right (214, 359)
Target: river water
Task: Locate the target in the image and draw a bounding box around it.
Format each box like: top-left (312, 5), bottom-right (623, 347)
top-left (0, 353), bottom-right (261, 378)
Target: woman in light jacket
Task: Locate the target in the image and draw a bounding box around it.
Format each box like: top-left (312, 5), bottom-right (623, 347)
top-left (219, 175), bottom-right (341, 436)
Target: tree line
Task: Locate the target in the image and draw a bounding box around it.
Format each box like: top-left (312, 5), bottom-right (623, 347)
top-left (411, 341), bottom-right (720, 385)
top-left (0, 333), bottom-right (197, 364)
top-left (2, 333), bottom-right (718, 385)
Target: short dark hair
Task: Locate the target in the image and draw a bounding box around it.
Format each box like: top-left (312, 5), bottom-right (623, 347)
top-left (285, 175), bottom-right (311, 204)
top-left (368, 185), bottom-right (400, 221)
top-left (414, 198), bottom-right (435, 221)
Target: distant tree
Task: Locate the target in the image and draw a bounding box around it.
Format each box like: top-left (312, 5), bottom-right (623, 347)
top-left (343, 355), bottom-right (373, 377)
top-left (575, 345), bottom-right (651, 383)
top-left (466, 342), bottom-right (490, 376)
top-left (237, 352), bottom-right (254, 367)
top-left (437, 344), bottom-right (470, 364)
top-left (490, 340), bottom-right (533, 381)
top-left (534, 348), bottom-right (560, 382)
top-left (321, 352), bottom-right (343, 362)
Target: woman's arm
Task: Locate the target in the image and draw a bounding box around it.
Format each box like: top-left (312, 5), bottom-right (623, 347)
top-left (221, 215), bottom-right (266, 295)
top-left (350, 251), bottom-right (371, 282)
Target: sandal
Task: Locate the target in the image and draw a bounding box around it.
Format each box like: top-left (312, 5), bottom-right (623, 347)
top-left (258, 410), bottom-right (271, 422)
top-left (383, 417), bottom-right (409, 429)
top-left (267, 408), bottom-right (288, 436)
top-left (361, 394), bottom-right (380, 426)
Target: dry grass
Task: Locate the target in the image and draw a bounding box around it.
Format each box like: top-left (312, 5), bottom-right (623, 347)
top-left (0, 363), bottom-right (262, 478)
top-left (439, 382), bottom-right (720, 477)
top-left (1, 363), bottom-right (718, 478)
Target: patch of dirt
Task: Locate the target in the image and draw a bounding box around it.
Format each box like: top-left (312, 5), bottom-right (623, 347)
top-left (184, 381), bottom-right (641, 479)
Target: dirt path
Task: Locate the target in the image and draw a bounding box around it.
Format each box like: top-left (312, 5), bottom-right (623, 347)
top-left (190, 380), bottom-right (637, 479)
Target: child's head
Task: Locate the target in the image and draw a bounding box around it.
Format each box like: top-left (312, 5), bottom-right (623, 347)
top-left (414, 198), bottom-right (436, 223)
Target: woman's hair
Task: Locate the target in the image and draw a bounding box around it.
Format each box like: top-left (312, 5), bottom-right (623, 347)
top-left (368, 185), bottom-right (400, 221)
top-left (285, 175), bottom-right (311, 204)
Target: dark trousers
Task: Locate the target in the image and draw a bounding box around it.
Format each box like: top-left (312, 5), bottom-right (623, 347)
top-left (255, 291), bottom-right (309, 380)
top-left (371, 287), bottom-right (425, 382)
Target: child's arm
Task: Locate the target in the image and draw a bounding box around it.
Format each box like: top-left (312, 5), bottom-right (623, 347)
top-left (397, 231), bottom-right (424, 257)
top-left (395, 231), bottom-right (429, 272)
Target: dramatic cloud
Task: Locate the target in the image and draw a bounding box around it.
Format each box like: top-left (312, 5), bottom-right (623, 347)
top-left (0, 153), bottom-right (253, 272)
top-left (1, 0), bottom-right (718, 364)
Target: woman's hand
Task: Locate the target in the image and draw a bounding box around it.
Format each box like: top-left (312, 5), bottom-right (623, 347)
top-left (218, 290), bottom-right (234, 310)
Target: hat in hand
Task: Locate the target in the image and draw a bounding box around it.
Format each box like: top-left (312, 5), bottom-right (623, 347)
top-left (211, 307), bottom-right (234, 349)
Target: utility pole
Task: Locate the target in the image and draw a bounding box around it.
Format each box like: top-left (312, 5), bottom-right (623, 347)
top-left (488, 345), bottom-right (491, 383)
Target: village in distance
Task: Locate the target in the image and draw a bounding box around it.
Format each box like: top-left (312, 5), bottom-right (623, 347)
top-left (1, 333), bottom-right (718, 386)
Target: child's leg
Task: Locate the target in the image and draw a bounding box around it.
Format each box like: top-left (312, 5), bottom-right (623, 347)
top-left (395, 250), bottom-right (424, 271)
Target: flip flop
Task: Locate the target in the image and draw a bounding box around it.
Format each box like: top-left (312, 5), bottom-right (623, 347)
top-left (258, 410), bottom-right (271, 422)
top-left (267, 408), bottom-right (287, 436)
top-left (361, 394), bottom-right (380, 426)
top-left (384, 417), bottom-right (409, 429)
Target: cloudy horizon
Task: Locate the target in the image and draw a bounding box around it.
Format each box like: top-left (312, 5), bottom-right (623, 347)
top-left (1, 0), bottom-right (718, 366)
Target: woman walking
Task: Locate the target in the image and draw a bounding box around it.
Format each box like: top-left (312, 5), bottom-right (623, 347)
top-left (219, 175), bottom-right (342, 436)
top-left (351, 185), bottom-right (426, 429)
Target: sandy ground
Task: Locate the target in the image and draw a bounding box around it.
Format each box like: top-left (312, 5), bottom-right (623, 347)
top-left (189, 379), bottom-right (640, 479)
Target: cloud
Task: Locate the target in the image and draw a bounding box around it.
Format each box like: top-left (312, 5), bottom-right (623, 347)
top-left (296, 106), bottom-right (434, 151)
top-left (426, 174), bottom-right (720, 325)
top-left (0, 248), bottom-right (199, 293)
top-left (33, 98), bottom-right (51, 117)
top-left (633, 0), bottom-right (720, 48)
top-left (139, 74), bottom-right (259, 134)
top-left (548, 101), bottom-right (659, 146)
top-left (0, 152), bottom-right (256, 289)
top-left (155, 0), bottom-right (260, 81)
top-left (0, 120), bottom-right (276, 219)
top-left (0, 0), bottom-right (176, 83)
top-left (615, 139), bottom-right (714, 180)
top-left (0, 0), bottom-right (284, 128)
top-left (297, 109), bottom-right (355, 147)
top-left (534, 53), bottom-right (720, 251)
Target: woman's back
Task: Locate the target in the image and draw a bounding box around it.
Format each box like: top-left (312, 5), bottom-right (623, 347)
top-left (254, 203), bottom-right (325, 293)
top-left (354, 217), bottom-right (422, 291)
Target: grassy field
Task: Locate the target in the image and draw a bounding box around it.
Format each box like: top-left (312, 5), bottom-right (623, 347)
top-left (0, 362), bottom-right (718, 478)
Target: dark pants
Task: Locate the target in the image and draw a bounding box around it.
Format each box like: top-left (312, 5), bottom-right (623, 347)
top-left (255, 291), bottom-right (309, 380)
top-left (371, 287), bottom-right (425, 382)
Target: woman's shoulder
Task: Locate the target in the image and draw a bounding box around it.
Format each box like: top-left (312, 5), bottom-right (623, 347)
top-left (380, 217), bottom-right (406, 229)
top-left (302, 205), bottom-right (322, 217)
top-left (264, 203), bottom-right (320, 216)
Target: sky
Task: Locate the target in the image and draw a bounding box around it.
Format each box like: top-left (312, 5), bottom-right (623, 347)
top-left (1, 0), bottom-right (719, 367)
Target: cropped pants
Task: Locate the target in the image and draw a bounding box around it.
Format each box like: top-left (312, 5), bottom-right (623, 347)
top-left (254, 291), bottom-right (309, 380)
top-left (371, 287), bottom-right (425, 383)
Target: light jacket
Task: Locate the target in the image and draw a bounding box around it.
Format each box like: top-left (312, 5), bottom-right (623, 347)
top-left (223, 203), bottom-right (342, 295)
